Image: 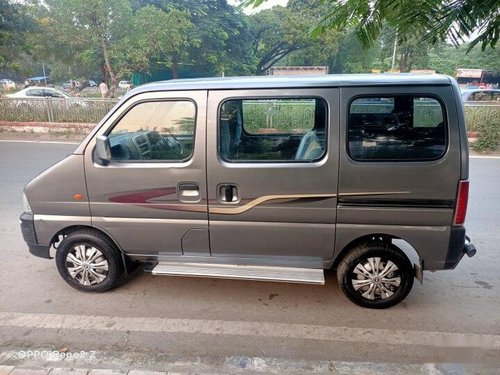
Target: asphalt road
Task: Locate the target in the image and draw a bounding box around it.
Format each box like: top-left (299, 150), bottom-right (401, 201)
top-left (0, 140), bottom-right (499, 372)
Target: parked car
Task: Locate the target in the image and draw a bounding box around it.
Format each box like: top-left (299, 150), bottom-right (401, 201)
top-left (88, 80), bottom-right (97, 87)
top-left (118, 80), bottom-right (132, 89)
top-left (62, 80), bottom-right (81, 90)
top-left (8, 87), bottom-right (72, 99)
top-left (6, 87), bottom-right (87, 107)
top-left (0, 79), bottom-right (16, 91)
top-left (461, 89), bottom-right (500, 102)
top-left (20, 75), bottom-right (476, 309)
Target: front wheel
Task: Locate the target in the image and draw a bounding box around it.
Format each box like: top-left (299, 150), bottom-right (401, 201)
top-left (55, 230), bottom-right (124, 292)
top-left (337, 242), bottom-right (414, 309)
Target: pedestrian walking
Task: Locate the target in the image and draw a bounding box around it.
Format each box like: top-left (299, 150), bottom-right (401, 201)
top-left (99, 80), bottom-right (109, 98)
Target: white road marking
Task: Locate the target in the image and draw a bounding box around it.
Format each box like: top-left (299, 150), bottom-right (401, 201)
top-left (0, 311), bottom-right (498, 350)
top-left (470, 155), bottom-right (500, 159)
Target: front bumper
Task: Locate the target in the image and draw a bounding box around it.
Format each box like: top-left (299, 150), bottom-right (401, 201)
top-left (444, 226), bottom-right (476, 269)
top-left (20, 212), bottom-right (51, 259)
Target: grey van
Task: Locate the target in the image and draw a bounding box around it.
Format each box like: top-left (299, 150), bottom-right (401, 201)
top-left (20, 75), bottom-right (476, 308)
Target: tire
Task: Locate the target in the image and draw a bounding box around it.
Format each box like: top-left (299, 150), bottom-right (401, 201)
top-left (55, 230), bottom-right (124, 292)
top-left (337, 242), bottom-right (414, 309)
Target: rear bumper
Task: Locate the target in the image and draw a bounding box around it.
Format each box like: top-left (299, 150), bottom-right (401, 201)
top-left (20, 212), bottom-right (51, 259)
top-left (444, 226), bottom-right (476, 269)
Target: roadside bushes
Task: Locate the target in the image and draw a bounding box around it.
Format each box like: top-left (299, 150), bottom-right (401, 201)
top-left (465, 105), bottom-right (500, 152)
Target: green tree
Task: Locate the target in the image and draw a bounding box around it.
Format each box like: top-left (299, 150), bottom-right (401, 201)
top-left (39, 0), bottom-right (135, 94)
top-left (0, 0), bottom-right (35, 73)
top-left (244, 0), bottom-right (499, 51)
top-left (249, 6), bottom-right (314, 74)
top-left (248, 0), bottom-right (347, 75)
top-left (331, 32), bottom-right (380, 73)
top-left (135, 5), bottom-right (194, 79)
top-left (428, 43), bottom-right (500, 75)
top-left (133, 0), bottom-right (254, 77)
top-left (378, 26), bottom-right (430, 72)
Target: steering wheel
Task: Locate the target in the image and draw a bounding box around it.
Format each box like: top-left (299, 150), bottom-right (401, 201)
top-left (154, 133), bottom-right (183, 155)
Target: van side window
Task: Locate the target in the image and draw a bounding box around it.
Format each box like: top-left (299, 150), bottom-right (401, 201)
top-left (107, 101), bottom-right (196, 162)
top-left (219, 98), bottom-right (328, 162)
top-left (348, 96), bottom-right (446, 161)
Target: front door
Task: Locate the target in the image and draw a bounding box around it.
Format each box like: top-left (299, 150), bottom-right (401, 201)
top-left (84, 90), bottom-right (209, 256)
top-left (206, 88), bottom-right (339, 266)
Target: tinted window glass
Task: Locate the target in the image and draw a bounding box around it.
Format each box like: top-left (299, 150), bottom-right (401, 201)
top-left (108, 101), bottom-right (196, 162)
top-left (471, 91), bottom-right (500, 101)
top-left (26, 89), bottom-right (43, 97)
top-left (43, 89), bottom-right (64, 98)
top-left (348, 96), bottom-right (446, 161)
top-left (219, 98), bottom-right (327, 162)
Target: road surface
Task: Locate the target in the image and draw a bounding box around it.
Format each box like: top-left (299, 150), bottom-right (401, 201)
top-left (0, 140), bottom-right (499, 373)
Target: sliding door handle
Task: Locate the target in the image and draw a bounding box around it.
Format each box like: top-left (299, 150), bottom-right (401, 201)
top-left (218, 184), bottom-right (239, 203)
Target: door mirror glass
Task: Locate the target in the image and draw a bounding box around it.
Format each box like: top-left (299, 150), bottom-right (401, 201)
top-left (96, 135), bottom-right (112, 163)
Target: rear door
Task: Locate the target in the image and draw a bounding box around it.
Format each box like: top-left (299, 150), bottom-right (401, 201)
top-left (206, 88), bottom-right (339, 266)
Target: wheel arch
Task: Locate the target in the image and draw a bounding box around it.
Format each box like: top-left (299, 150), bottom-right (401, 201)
top-left (49, 225), bottom-right (121, 251)
top-left (48, 225), bottom-right (137, 274)
top-left (331, 233), bottom-right (421, 270)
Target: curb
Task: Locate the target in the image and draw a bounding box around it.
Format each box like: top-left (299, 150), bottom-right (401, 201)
top-left (0, 121), bottom-right (94, 136)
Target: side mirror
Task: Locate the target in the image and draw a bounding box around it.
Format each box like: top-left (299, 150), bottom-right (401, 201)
top-left (96, 135), bottom-right (111, 164)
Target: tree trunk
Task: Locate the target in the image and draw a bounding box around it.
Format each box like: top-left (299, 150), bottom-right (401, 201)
top-left (399, 51), bottom-right (409, 72)
top-left (171, 54), bottom-right (179, 79)
top-left (101, 61), bottom-right (108, 83)
top-left (101, 37), bottom-right (117, 97)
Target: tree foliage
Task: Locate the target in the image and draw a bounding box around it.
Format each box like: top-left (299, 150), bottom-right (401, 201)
top-left (134, 0), bottom-right (253, 76)
top-left (0, 0), bottom-right (35, 71)
top-left (35, 0), bottom-right (136, 93)
top-left (249, 0), bottom-right (345, 74)
top-left (1, 0), bottom-right (497, 84)
top-left (135, 5), bottom-right (194, 79)
top-left (244, 0), bottom-right (499, 51)
top-left (249, 6), bottom-right (312, 74)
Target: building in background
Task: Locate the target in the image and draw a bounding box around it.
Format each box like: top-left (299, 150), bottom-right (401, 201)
top-left (267, 66), bottom-right (328, 76)
top-left (456, 69), bottom-right (499, 89)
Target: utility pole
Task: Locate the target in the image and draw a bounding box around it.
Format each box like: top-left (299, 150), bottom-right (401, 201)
top-left (391, 32), bottom-right (398, 71)
top-left (42, 63), bottom-right (47, 85)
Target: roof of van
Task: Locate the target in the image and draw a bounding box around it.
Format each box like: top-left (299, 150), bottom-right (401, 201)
top-left (135, 74), bottom-right (453, 92)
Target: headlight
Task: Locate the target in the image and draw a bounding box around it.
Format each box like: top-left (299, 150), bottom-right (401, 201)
top-left (22, 192), bottom-right (32, 214)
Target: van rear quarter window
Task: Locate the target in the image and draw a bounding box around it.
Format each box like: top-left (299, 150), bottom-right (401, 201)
top-left (348, 96), bottom-right (447, 161)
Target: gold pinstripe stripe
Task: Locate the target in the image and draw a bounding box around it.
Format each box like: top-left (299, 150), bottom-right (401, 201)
top-left (209, 191), bottom-right (410, 215)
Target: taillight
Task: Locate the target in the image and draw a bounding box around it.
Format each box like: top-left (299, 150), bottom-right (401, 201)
top-left (453, 180), bottom-right (469, 225)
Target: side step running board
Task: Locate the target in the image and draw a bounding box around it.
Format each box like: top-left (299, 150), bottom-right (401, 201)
top-left (150, 262), bottom-right (325, 285)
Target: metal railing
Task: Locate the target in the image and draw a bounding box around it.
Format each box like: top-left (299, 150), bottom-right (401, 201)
top-left (0, 97), bottom-right (118, 124)
top-left (463, 102), bottom-right (500, 132)
top-left (0, 97), bottom-right (498, 132)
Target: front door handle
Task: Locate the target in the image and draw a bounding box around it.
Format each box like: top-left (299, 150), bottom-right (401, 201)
top-left (218, 184), bottom-right (239, 203)
top-left (178, 182), bottom-right (200, 202)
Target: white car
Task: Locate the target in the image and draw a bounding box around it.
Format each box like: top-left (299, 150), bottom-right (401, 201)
top-left (0, 79), bottom-right (16, 91)
top-left (7, 87), bottom-right (71, 99)
top-left (6, 87), bottom-right (87, 107)
top-left (118, 80), bottom-right (132, 89)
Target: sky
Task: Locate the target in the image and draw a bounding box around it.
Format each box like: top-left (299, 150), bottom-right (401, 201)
top-left (228, 0), bottom-right (289, 14)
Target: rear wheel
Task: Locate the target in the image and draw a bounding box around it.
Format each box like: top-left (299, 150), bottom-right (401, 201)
top-left (55, 230), bottom-right (124, 292)
top-left (337, 242), bottom-right (414, 308)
